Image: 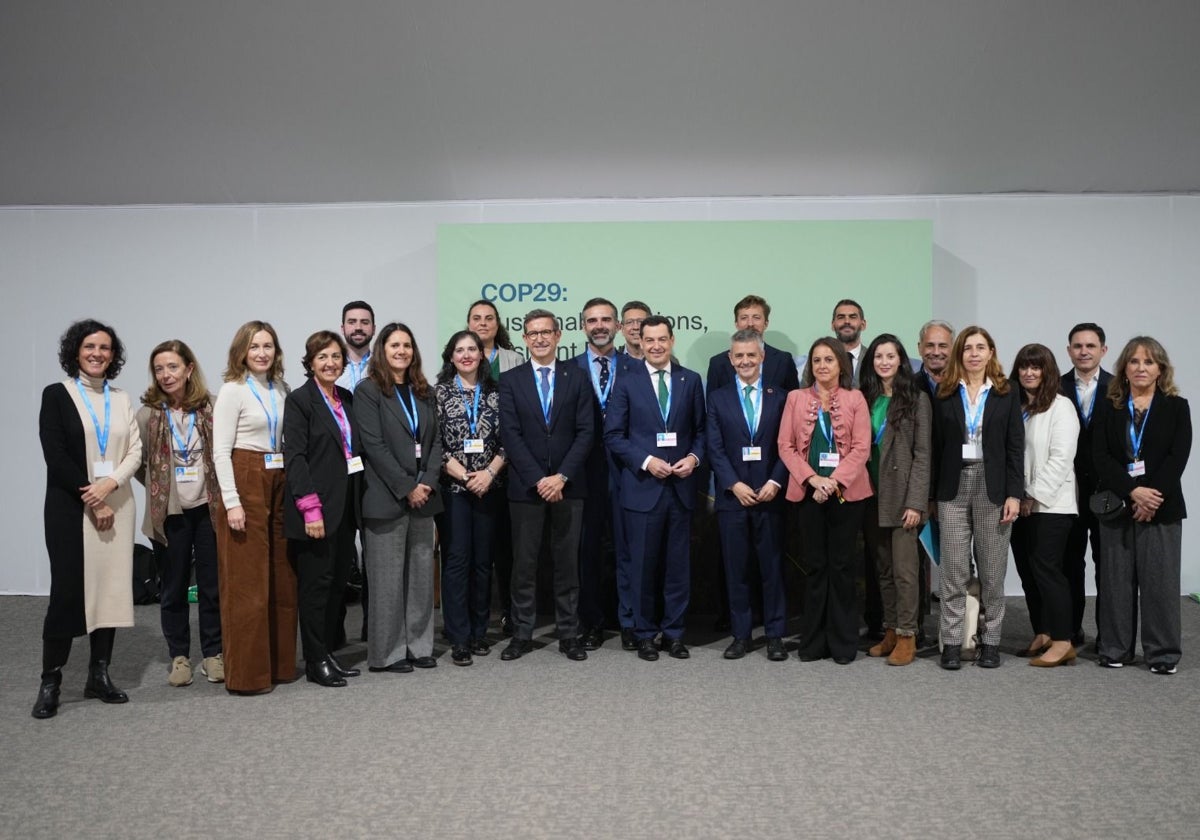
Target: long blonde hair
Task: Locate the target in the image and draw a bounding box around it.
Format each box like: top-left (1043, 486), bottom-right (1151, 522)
top-left (141, 339), bottom-right (212, 412)
top-left (223, 321), bottom-right (286, 384)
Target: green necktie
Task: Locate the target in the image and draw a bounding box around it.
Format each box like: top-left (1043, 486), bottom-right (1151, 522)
top-left (743, 384), bottom-right (756, 433)
top-left (656, 370), bottom-right (669, 416)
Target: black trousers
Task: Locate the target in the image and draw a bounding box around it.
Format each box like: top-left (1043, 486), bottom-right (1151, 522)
top-left (795, 497), bottom-right (865, 661)
top-left (509, 499), bottom-right (583, 640)
top-left (153, 504), bottom-right (221, 659)
top-left (292, 498), bottom-right (356, 663)
top-left (1063, 505), bottom-right (1101, 637)
top-left (1011, 513), bottom-right (1075, 640)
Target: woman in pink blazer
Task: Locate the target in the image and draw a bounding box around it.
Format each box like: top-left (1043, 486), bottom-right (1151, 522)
top-left (779, 337), bottom-right (873, 664)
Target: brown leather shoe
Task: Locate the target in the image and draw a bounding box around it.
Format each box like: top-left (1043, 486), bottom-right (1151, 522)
top-left (868, 628), bottom-right (897, 658)
top-left (887, 633), bottom-right (916, 666)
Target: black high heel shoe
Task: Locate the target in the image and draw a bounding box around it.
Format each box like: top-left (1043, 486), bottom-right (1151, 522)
top-left (306, 656), bottom-right (348, 687)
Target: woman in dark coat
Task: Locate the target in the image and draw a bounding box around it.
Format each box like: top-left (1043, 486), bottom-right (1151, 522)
top-left (284, 331), bottom-right (364, 687)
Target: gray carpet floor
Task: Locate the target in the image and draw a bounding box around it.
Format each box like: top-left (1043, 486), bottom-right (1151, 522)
top-left (2, 594), bottom-right (1199, 839)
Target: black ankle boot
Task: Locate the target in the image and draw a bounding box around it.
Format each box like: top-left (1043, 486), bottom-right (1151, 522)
top-left (32, 669), bottom-right (63, 719)
top-left (84, 660), bottom-right (129, 704)
top-left (305, 656), bottom-right (347, 688)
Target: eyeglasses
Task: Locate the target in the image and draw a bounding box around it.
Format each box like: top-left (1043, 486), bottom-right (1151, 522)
top-left (524, 329), bottom-right (558, 340)
top-left (622, 318), bottom-right (645, 327)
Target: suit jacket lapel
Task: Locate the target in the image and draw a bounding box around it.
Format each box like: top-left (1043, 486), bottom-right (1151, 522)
top-left (307, 380), bottom-right (345, 444)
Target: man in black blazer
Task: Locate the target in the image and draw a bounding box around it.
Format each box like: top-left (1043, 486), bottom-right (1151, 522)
top-left (605, 316), bottom-right (707, 661)
top-left (705, 294), bottom-right (800, 394)
top-left (499, 309), bottom-right (594, 661)
top-left (1059, 322), bottom-right (1112, 646)
top-left (706, 330), bottom-right (790, 661)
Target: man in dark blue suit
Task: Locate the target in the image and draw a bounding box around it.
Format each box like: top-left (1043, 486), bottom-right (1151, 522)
top-left (707, 330), bottom-right (791, 661)
top-left (571, 296), bottom-right (632, 650)
top-left (1059, 322), bottom-right (1113, 646)
top-left (705, 294), bottom-right (800, 393)
top-left (498, 309), bottom-right (594, 662)
top-left (604, 315), bottom-right (706, 661)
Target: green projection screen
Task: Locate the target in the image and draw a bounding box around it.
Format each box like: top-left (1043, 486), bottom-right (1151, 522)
top-left (437, 221), bottom-right (932, 372)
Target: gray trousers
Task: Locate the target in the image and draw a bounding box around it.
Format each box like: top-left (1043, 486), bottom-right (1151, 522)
top-left (509, 499), bottom-right (583, 641)
top-left (363, 515), bottom-right (435, 667)
top-left (938, 463), bottom-right (1012, 646)
top-left (1097, 519), bottom-right (1182, 667)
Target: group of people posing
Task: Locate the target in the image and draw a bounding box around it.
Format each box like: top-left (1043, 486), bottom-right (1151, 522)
top-left (32, 294), bottom-right (1190, 718)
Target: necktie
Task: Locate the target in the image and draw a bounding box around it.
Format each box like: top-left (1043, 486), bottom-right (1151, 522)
top-left (596, 355), bottom-right (610, 392)
top-left (539, 366), bottom-right (552, 420)
top-left (743, 384), bottom-right (756, 433)
top-left (656, 370), bottom-right (669, 415)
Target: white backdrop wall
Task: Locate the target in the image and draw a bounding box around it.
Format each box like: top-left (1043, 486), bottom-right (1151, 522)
top-left (3, 195), bottom-right (1196, 595)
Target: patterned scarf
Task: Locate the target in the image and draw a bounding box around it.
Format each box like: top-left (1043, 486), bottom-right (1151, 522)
top-left (145, 402), bottom-right (220, 544)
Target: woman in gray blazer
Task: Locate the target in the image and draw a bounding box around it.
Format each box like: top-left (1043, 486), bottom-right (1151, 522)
top-left (354, 323), bottom-right (444, 673)
top-left (859, 334), bottom-right (931, 666)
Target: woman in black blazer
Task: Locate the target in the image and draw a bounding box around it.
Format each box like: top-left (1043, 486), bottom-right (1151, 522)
top-left (1092, 336), bottom-right (1191, 673)
top-left (930, 326), bottom-right (1023, 671)
top-left (284, 331), bottom-right (364, 687)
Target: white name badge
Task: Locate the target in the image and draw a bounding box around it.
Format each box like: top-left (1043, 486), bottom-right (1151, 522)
top-left (346, 456), bottom-right (364, 474)
top-left (463, 439), bottom-right (485, 454)
top-left (175, 465), bottom-right (200, 484)
top-left (657, 432), bottom-right (677, 448)
top-left (1128, 460), bottom-right (1146, 477)
top-left (818, 451), bottom-right (840, 469)
top-left (264, 452), bottom-right (285, 470)
top-left (962, 443), bottom-right (982, 460)
top-left (93, 460), bottom-right (115, 478)
top-left (742, 446), bottom-right (762, 462)
top-left (414, 444), bottom-right (423, 460)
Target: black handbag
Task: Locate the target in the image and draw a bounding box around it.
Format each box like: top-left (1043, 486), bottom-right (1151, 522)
top-left (1089, 489), bottom-right (1126, 522)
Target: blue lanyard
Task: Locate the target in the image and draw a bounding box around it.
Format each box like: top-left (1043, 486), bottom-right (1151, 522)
top-left (163, 405), bottom-right (196, 457)
top-left (345, 354), bottom-right (370, 389)
top-left (1074, 380), bottom-right (1095, 426)
top-left (75, 379), bottom-right (111, 457)
top-left (589, 352), bottom-right (616, 410)
top-left (457, 375), bottom-right (482, 436)
top-left (395, 386), bottom-right (420, 437)
top-left (489, 347), bottom-right (499, 364)
top-left (534, 366), bottom-right (555, 423)
top-left (816, 403), bottom-right (835, 448)
top-left (1127, 397), bottom-right (1152, 459)
top-left (245, 377), bottom-right (280, 450)
top-left (319, 388), bottom-right (353, 457)
top-left (960, 384), bottom-right (988, 440)
top-left (873, 417), bottom-right (888, 446)
top-left (740, 377), bottom-right (762, 437)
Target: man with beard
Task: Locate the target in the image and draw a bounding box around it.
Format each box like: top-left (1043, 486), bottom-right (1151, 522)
top-left (831, 299), bottom-right (868, 386)
top-left (572, 298), bottom-right (631, 649)
top-left (914, 319), bottom-right (954, 399)
top-left (619, 300), bottom-right (651, 360)
top-left (1059, 322), bottom-right (1112, 647)
top-left (337, 301), bottom-right (375, 392)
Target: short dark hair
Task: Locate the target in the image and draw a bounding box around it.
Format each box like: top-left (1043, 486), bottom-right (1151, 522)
top-left (640, 314), bottom-right (673, 337)
top-left (831, 299), bottom-right (864, 320)
top-left (621, 300), bottom-right (651, 320)
top-left (58, 319), bottom-right (126, 379)
top-left (342, 300), bottom-right (374, 322)
top-left (523, 309), bottom-right (559, 332)
top-left (301, 330), bottom-right (349, 378)
top-left (1068, 322), bottom-right (1106, 346)
top-left (734, 295), bottom-right (770, 320)
top-left (581, 297), bottom-right (618, 319)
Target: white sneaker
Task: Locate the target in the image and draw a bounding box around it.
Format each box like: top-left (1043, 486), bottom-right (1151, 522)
top-left (168, 655), bottom-right (193, 687)
top-left (200, 653), bottom-right (225, 683)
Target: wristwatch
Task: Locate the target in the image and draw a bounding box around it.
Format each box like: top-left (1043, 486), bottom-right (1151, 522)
top-left (557, 473), bottom-right (569, 484)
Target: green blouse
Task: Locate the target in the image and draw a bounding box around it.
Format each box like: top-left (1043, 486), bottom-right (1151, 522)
top-left (868, 395), bottom-right (891, 489)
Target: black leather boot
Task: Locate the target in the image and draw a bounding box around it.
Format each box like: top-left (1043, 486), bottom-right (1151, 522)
top-left (32, 669), bottom-right (63, 719)
top-left (84, 660), bottom-right (129, 703)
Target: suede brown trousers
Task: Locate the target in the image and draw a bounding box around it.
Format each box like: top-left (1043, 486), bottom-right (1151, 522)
top-left (215, 449), bottom-right (297, 693)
